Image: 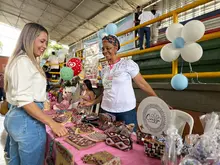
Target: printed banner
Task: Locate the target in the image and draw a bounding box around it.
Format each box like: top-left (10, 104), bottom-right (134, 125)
top-left (116, 14), bottom-right (135, 53)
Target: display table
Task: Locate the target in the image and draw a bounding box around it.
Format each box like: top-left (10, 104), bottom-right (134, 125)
top-left (45, 124), bottom-right (161, 165)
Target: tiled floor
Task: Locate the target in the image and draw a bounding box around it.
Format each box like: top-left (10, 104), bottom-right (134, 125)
top-left (0, 114), bottom-right (7, 165)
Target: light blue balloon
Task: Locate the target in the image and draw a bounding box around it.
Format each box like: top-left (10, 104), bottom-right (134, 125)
top-left (171, 74), bottom-right (188, 90)
top-left (173, 37), bottom-right (185, 49)
top-left (98, 29), bottom-right (105, 39)
top-left (40, 59), bottom-right (46, 67)
top-left (105, 23), bottom-right (118, 35)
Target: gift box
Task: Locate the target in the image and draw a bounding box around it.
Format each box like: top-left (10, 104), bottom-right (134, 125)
top-left (143, 138), bottom-right (165, 159)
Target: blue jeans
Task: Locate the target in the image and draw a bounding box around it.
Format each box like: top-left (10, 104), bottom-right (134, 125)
top-left (4, 103), bottom-right (11, 158)
top-left (4, 102), bottom-right (46, 165)
top-left (4, 135), bottom-right (10, 158)
top-left (101, 109), bottom-right (137, 131)
top-left (139, 27), bottom-right (151, 49)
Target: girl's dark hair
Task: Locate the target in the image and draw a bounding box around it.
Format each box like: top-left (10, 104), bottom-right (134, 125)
top-left (83, 79), bottom-right (95, 94)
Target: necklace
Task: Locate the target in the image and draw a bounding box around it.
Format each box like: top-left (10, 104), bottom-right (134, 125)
top-left (109, 58), bottom-right (120, 70)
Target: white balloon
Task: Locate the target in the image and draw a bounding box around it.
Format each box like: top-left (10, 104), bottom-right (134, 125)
top-left (165, 23), bottom-right (184, 42)
top-left (182, 20), bottom-right (205, 43)
top-left (160, 43), bottom-right (181, 62)
top-left (181, 43), bottom-right (203, 63)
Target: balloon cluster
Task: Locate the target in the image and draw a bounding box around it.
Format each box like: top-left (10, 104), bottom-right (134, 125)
top-left (60, 58), bottom-right (82, 81)
top-left (160, 20), bottom-right (205, 91)
top-left (161, 20), bottom-right (205, 63)
top-left (98, 23), bottom-right (118, 39)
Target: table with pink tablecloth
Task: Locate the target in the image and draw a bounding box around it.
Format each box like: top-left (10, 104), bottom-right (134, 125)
top-left (45, 125), bottom-right (161, 165)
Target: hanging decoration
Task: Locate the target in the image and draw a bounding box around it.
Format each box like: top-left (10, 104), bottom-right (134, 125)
top-left (97, 23), bottom-right (118, 40)
top-left (160, 20), bottom-right (205, 63)
top-left (171, 74), bottom-right (188, 91)
top-left (160, 20), bottom-right (205, 91)
top-left (170, 58), bottom-right (188, 91)
top-left (66, 58), bottom-right (82, 76)
top-left (40, 59), bottom-right (47, 67)
top-left (60, 67), bottom-right (74, 81)
top-left (105, 23), bottom-right (118, 35)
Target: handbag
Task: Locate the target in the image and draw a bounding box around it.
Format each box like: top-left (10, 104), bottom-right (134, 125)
top-left (105, 132), bottom-right (133, 151)
top-left (143, 138), bottom-right (165, 159)
top-left (105, 123), bottom-right (134, 151)
top-left (0, 100), bottom-right (9, 115)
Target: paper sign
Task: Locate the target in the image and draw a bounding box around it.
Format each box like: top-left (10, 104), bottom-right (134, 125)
top-left (137, 96), bottom-right (171, 136)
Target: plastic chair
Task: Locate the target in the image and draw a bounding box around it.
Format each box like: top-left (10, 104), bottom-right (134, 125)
top-left (170, 109), bottom-right (194, 136)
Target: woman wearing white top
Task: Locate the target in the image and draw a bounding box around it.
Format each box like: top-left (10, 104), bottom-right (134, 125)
top-left (4, 23), bottom-right (67, 165)
top-left (83, 35), bottom-right (157, 130)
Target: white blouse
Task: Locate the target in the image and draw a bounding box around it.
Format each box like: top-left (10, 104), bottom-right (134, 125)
top-left (101, 59), bottom-right (139, 113)
top-left (6, 55), bottom-right (47, 107)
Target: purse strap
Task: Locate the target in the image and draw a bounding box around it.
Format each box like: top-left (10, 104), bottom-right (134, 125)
top-left (49, 138), bottom-right (55, 157)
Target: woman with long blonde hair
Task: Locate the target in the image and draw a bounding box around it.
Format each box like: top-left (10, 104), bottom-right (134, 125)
top-left (4, 23), bottom-right (67, 165)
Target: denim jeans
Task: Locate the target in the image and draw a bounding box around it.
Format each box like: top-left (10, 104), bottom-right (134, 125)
top-left (101, 109), bottom-right (137, 131)
top-left (4, 135), bottom-right (10, 158)
top-left (4, 102), bottom-right (46, 165)
top-left (139, 27), bottom-right (151, 49)
top-left (4, 103), bottom-right (11, 158)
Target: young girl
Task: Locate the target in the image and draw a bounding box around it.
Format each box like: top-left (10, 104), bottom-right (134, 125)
top-left (78, 79), bottom-right (96, 114)
top-left (79, 79), bottom-right (96, 105)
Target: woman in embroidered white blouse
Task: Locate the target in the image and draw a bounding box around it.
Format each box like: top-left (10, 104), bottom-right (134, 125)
top-left (83, 35), bottom-right (157, 130)
top-left (4, 23), bottom-right (67, 165)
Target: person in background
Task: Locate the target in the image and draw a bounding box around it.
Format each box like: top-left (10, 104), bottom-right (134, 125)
top-left (134, 6), bottom-right (142, 48)
top-left (151, 5), bottom-right (162, 44)
top-left (0, 73), bottom-right (4, 101)
top-left (48, 51), bottom-right (60, 80)
top-left (138, 8), bottom-right (155, 50)
top-left (42, 65), bottom-right (51, 91)
top-left (82, 35), bottom-right (158, 130)
top-left (4, 23), bottom-right (67, 165)
top-left (78, 79), bottom-right (96, 112)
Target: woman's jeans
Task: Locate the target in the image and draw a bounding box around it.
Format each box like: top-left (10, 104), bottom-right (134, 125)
top-left (101, 109), bottom-right (138, 131)
top-left (4, 102), bottom-right (46, 165)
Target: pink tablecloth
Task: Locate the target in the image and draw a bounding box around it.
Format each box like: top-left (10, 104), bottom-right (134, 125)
top-left (45, 125), bottom-right (161, 165)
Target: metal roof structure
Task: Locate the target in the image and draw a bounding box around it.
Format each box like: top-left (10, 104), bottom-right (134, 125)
top-left (0, 0), bottom-right (157, 46)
